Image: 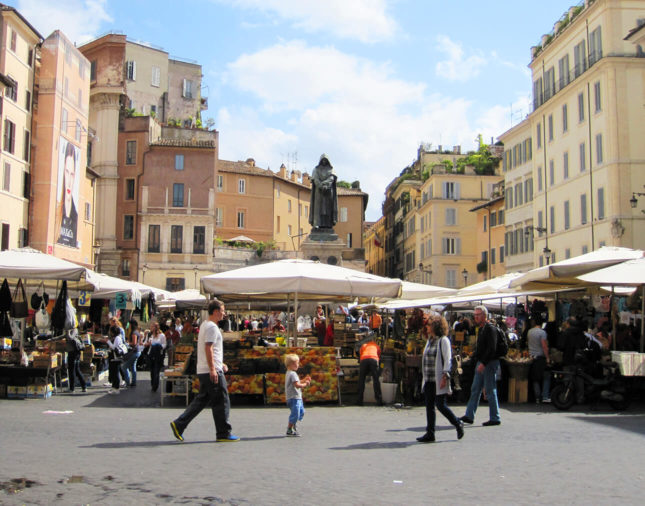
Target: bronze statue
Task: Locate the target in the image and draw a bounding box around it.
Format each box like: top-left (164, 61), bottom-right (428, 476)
top-left (309, 154), bottom-right (338, 230)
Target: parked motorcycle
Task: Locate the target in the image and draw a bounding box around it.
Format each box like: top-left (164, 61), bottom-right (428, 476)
top-left (551, 355), bottom-right (629, 411)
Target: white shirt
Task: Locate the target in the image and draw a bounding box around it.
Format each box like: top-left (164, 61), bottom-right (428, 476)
top-left (149, 332), bottom-right (166, 349)
top-left (197, 320), bottom-right (223, 374)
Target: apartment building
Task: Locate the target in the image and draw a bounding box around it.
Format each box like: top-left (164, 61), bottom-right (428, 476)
top-left (0, 4), bottom-right (41, 250)
top-left (470, 183), bottom-right (506, 282)
top-left (364, 216), bottom-right (386, 276)
top-left (117, 116), bottom-right (218, 290)
top-left (78, 34), bottom-right (209, 276)
top-left (30, 30), bottom-right (95, 266)
top-left (502, 0), bottom-right (645, 267)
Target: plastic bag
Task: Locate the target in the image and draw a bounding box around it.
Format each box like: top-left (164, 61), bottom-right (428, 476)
top-left (65, 298), bottom-right (77, 330)
top-left (35, 301), bottom-right (51, 332)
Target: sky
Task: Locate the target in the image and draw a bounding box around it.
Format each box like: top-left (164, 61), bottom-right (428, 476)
top-left (8, 0), bottom-right (575, 221)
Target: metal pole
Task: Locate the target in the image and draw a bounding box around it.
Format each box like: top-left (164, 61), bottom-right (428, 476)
top-left (293, 292), bottom-right (299, 341)
top-left (641, 285), bottom-right (644, 353)
top-left (611, 286), bottom-right (616, 352)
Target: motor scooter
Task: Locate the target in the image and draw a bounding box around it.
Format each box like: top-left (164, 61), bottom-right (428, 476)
top-left (551, 354), bottom-right (629, 411)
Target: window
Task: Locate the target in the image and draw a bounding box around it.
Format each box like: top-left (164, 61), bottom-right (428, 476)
top-left (558, 54), bottom-right (570, 90)
top-left (589, 26), bottom-right (602, 64)
top-left (594, 82), bottom-right (601, 112)
top-left (3, 120), bottom-right (15, 154)
top-left (85, 202), bottom-right (91, 221)
top-left (598, 187), bottom-right (605, 220)
top-left (536, 122), bottom-right (542, 149)
top-left (490, 211), bottom-right (497, 227)
top-left (276, 184), bottom-right (280, 197)
top-left (446, 269), bottom-right (456, 288)
top-left (3, 162), bottom-right (9, 191)
top-left (125, 140), bottom-right (136, 165)
top-left (544, 66), bottom-right (555, 99)
top-left (299, 203), bottom-right (302, 216)
top-left (538, 210), bottom-right (544, 233)
top-left (287, 225), bottom-right (292, 236)
top-left (565, 248), bottom-right (571, 259)
top-left (78, 60), bottom-right (85, 79)
top-left (75, 120), bottom-right (81, 142)
top-left (23, 130), bottom-right (29, 161)
top-left (237, 210), bottom-right (245, 228)
top-left (64, 77), bottom-right (69, 98)
top-left (564, 201), bottom-right (570, 230)
top-left (216, 175), bottom-right (223, 191)
top-left (10, 29), bottom-right (16, 52)
top-left (574, 39), bottom-right (586, 77)
top-left (582, 245), bottom-right (589, 255)
top-left (500, 245), bottom-right (505, 263)
top-left (126, 60), bottom-right (136, 81)
top-left (407, 216), bottom-right (416, 235)
top-left (1, 223), bottom-right (9, 250)
top-left (23, 171), bottom-right (29, 198)
top-left (170, 225), bottom-right (183, 253)
top-left (562, 104), bottom-right (568, 133)
top-left (525, 178), bottom-right (533, 202)
top-left (491, 247), bottom-right (496, 265)
top-left (123, 215), bottom-right (134, 240)
top-left (166, 278), bottom-right (185, 292)
top-left (515, 183), bottom-right (523, 206)
top-left (121, 259), bottom-right (130, 277)
top-left (90, 60), bottom-right (97, 81)
top-left (441, 237), bottom-right (461, 255)
top-left (549, 160), bottom-right (554, 186)
top-left (175, 154), bottom-right (184, 170)
top-left (215, 208), bottom-right (223, 226)
top-left (506, 187), bottom-right (513, 209)
top-left (578, 92), bottom-right (585, 122)
top-left (18, 227), bottom-right (27, 247)
top-left (563, 152), bottom-right (569, 179)
top-left (25, 90), bottom-right (31, 111)
top-left (442, 182), bottom-right (459, 200)
top-left (6, 80), bottom-right (16, 102)
top-left (548, 114), bottom-right (553, 141)
top-left (150, 104), bottom-right (156, 115)
top-left (125, 179), bottom-right (135, 200)
top-left (483, 215), bottom-right (487, 232)
top-left (596, 134), bottom-right (603, 164)
top-left (537, 166), bottom-right (543, 192)
top-left (148, 225), bottom-right (160, 252)
top-left (151, 66), bottom-right (160, 87)
top-left (182, 79), bottom-right (193, 99)
top-left (533, 77), bottom-right (543, 109)
top-left (340, 207), bottom-right (348, 222)
top-left (193, 226), bottom-right (205, 254)
top-left (276, 215), bottom-right (280, 233)
top-left (60, 108), bottom-right (69, 134)
top-left (28, 48), bottom-right (33, 67)
top-left (238, 179), bottom-right (246, 194)
top-left (581, 194), bottom-right (587, 225)
top-left (173, 183), bottom-right (184, 207)
top-left (305, 205), bottom-right (308, 217)
top-left (288, 200), bottom-right (292, 213)
top-left (550, 206), bottom-right (555, 234)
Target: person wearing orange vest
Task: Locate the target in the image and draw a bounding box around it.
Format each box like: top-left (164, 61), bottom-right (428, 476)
top-left (357, 338), bottom-right (383, 406)
top-left (369, 311), bottom-right (382, 335)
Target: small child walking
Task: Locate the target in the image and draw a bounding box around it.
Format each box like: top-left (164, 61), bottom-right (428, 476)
top-left (284, 353), bottom-right (311, 437)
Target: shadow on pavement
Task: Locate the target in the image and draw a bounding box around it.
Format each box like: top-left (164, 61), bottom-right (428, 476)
top-left (569, 414), bottom-right (645, 436)
top-left (329, 439), bottom-right (454, 450)
top-left (80, 440), bottom-right (216, 449)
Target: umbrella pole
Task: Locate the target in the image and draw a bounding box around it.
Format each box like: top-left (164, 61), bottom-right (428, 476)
top-left (293, 292), bottom-right (299, 341)
top-left (640, 285), bottom-right (645, 353)
top-left (611, 286), bottom-right (616, 352)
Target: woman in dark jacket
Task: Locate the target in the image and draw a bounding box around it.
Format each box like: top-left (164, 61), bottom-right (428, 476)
top-left (66, 329), bottom-right (87, 393)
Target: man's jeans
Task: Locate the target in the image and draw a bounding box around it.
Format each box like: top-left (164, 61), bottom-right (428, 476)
top-left (465, 359), bottom-right (501, 422)
top-left (122, 350), bottom-right (141, 386)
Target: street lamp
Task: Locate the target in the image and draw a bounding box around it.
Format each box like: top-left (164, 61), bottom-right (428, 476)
top-left (418, 262), bottom-right (432, 283)
top-left (524, 225), bottom-right (547, 237)
top-left (92, 240), bottom-right (101, 270)
top-left (630, 192), bottom-right (645, 209)
top-left (141, 263), bottom-right (148, 283)
top-left (193, 265), bottom-right (199, 289)
top-left (542, 247), bottom-right (552, 265)
top-left (461, 268), bottom-right (468, 287)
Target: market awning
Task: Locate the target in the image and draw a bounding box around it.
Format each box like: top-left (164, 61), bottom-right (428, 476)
top-left (0, 247), bottom-right (91, 282)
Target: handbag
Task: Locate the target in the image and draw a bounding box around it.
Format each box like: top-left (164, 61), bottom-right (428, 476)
top-left (0, 279), bottom-right (11, 312)
top-left (10, 279), bottom-right (28, 318)
top-left (34, 300), bottom-right (51, 332)
top-left (0, 311), bottom-right (12, 337)
top-left (30, 281), bottom-right (49, 310)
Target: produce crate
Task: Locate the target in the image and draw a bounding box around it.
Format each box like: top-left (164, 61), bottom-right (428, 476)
top-left (32, 352), bottom-right (61, 369)
top-left (507, 377), bottom-right (528, 403)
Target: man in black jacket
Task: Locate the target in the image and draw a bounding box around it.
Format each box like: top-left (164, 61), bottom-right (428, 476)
top-left (461, 305), bottom-right (501, 426)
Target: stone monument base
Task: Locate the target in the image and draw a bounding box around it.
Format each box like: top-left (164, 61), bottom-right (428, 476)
top-left (301, 231), bottom-right (346, 266)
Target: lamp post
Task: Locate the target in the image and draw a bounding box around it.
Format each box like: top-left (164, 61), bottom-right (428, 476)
top-left (141, 263), bottom-right (148, 283)
top-left (92, 240), bottom-right (101, 270)
top-left (630, 190), bottom-right (645, 210)
top-left (418, 262), bottom-right (432, 284)
top-left (542, 247), bottom-right (552, 265)
top-left (193, 265), bottom-right (199, 289)
top-left (461, 268), bottom-right (468, 287)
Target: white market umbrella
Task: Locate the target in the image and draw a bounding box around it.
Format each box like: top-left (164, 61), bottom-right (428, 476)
top-left (226, 235), bottom-right (255, 243)
top-left (160, 288), bottom-right (208, 310)
top-left (0, 247), bottom-right (90, 282)
top-left (457, 272), bottom-right (524, 296)
top-left (509, 247), bottom-right (644, 290)
top-left (399, 281), bottom-right (456, 300)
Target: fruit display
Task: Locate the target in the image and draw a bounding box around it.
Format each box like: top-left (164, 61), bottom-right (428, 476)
top-left (226, 374), bottom-right (264, 395)
top-left (265, 373), bottom-right (286, 404)
top-left (505, 348), bottom-right (533, 363)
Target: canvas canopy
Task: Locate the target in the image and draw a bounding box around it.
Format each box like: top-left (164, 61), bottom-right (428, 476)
top-left (508, 247), bottom-right (644, 290)
top-left (577, 257), bottom-right (645, 286)
top-left (158, 288), bottom-right (208, 310)
top-left (201, 259), bottom-right (402, 302)
top-left (0, 248), bottom-right (90, 282)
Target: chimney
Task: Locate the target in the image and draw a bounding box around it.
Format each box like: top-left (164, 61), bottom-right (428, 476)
top-left (279, 164), bottom-right (287, 179)
top-left (245, 158), bottom-right (255, 167)
top-left (290, 171), bottom-right (297, 182)
top-left (302, 172), bottom-right (310, 187)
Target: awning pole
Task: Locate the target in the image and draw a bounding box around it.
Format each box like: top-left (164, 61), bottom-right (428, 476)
top-left (611, 286), bottom-right (616, 352)
top-left (641, 285), bottom-right (644, 353)
top-left (293, 292), bottom-right (299, 341)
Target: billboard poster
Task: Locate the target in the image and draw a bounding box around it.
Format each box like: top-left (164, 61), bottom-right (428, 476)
top-left (56, 137), bottom-right (80, 248)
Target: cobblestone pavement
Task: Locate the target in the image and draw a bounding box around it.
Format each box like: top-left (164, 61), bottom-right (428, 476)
top-left (1, 373), bottom-right (644, 505)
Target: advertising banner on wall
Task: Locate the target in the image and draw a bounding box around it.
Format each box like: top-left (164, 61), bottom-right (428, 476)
top-left (56, 137), bottom-right (80, 248)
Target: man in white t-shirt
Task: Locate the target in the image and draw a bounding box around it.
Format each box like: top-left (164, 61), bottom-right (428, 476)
top-left (170, 299), bottom-right (240, 442)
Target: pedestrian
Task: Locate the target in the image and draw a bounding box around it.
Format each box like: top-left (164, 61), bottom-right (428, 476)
top-left (417, 314), bottom-right (464, 443)
top-left (356, 335), bottom-right (383, 406)
top-left (165, 321), bottom-right (180, 366)
top-left (170, 299), bottom-right (240, 442)
top-left (106, 325), bottom-right (128, 394)
top-left (527, 316), bottom-right (551, 403)
top-left (66, 328), bottom-right (87, 393)
top-left (122, 319), bottom-right (142, 387)
top-left (369, 310), bottom-right (382, 336)
top-left (284, 353), bottom-right (311, 437)
top-left (147, 321), bottom-right (166, 392)
top-left (314, 305), bottom-right (326, 345)
top-left (461, 305), bottom-right (502, 426)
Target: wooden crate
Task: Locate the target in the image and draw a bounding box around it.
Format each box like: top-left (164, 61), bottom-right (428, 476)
top-left (507, 377), bottom-right (528, 403)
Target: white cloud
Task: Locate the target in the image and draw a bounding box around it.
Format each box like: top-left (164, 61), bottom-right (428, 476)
top-left (16, 0), bottom-right (112, 44)
top-left (218, 0), bottom-right (398, 43)
top-left (218, 41), bottom-right (509, 220)
top-left (435, 35), bottom-right (487, 82)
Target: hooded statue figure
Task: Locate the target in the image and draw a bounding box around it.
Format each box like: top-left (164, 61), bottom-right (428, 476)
top-left (309, 154), bottom-right (338, 230)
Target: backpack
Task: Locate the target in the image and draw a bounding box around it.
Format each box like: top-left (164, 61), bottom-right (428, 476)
top-left (493, 324), bottom-right (509, 358)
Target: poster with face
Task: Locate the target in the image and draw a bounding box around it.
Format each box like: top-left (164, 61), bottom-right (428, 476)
top-left (56, 137), bottom-right (80, 248)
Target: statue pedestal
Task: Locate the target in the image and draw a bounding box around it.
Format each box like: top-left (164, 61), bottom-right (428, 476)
top-left (301, 230), bottom-right (345, 266)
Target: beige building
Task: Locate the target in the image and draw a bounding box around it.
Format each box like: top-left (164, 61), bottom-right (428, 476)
top-left (30, 30), bottom-right (95, 266)
top-left (470, 183), bottom-right (506, 282)
top-left (500, 0), bottom-right (645, 267)
top-left (364, 217), bottom-right (386, 276)
top-left (0, 5), bottom-right (41, 250)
